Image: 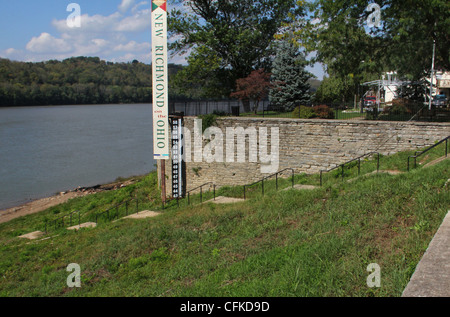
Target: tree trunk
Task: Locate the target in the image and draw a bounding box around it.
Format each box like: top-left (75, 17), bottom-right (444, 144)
top-left (254, 100), bottom-right (259, 114)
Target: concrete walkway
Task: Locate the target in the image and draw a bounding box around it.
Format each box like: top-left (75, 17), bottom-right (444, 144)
top-left (202, 196), bottom-right (245, 204)
top-left (120, 210), bottom-right (161, 219)
top-left (402, 210), bottom-right (450, 297)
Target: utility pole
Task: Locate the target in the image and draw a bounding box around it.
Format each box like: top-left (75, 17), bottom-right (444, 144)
top-left (429, 37), bottom-right (436, 110)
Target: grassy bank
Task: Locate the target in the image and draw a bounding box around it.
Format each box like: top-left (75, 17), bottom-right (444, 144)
top-left (0, 146), bottom-right (449, 297)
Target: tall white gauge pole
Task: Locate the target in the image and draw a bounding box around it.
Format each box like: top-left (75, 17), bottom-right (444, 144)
top-left (152, 0), bottom-right (169, 203)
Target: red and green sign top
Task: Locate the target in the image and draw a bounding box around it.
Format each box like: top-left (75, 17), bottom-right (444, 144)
top-left (152, 0), bottom-right (167, 12)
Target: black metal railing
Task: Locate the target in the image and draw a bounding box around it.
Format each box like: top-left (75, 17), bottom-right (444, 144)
top-left (95, 197), bottom-right (140, 224)
top-left (319, 152), bottom-right (380, 186)
top-left (407, 136), bottom-right (450, 171)
top-left (45, 210), bottom-right (80, 233)
top-left (161, 182), bottom-right (216, 209)
top-left (185, 182), bottom-right (215, 205)
top-left (243, 168), bottom-right (295, 200)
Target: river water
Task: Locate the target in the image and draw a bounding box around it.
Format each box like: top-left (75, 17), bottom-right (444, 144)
top-left (0, 104), bottom-right (156, 210)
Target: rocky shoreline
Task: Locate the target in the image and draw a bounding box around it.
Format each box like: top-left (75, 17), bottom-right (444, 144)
top-left (0, 178), bottom-right (139, 224)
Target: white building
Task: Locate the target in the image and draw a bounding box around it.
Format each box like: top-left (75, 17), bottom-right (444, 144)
top-left (434, 71), bottom-right (450, 98)
top-left (380, 71), bottom-right (402, 104)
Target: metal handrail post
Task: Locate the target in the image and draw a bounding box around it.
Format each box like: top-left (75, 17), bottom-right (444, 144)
top-left (320, 170), bottom-right (323, 187)
top-left (445, 139), bottom-right (448, 157)
top-left (292, 170), bottom-right (294, 188)
top-left (377, 153), bottom-right (380, 172)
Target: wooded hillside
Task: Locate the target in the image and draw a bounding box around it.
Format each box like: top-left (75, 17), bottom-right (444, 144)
top-left (0, 57), bottom-right (183, 106)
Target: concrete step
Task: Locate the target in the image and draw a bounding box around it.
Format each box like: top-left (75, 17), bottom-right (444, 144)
top-left (346, 170), bottom-right (404, 183)
top-left (202, 196), bottom-right (245, 204)
top-left (284, 184), bottom-right (318, 191)
top-left (18, 231), bottom-right (45, 240)
top-left (67, 222), bottom-right (97, 230)
top-left (423, 155), bottom-right (450, 168)
top-left (119, 210), bottom-right (161, 220)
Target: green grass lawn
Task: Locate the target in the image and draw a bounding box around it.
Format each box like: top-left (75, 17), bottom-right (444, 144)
top-left (0, 145), bottom-right (449, 297)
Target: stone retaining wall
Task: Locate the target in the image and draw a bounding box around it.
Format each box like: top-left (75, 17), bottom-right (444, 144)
top-left (158, 117), bottom-right (450, 194)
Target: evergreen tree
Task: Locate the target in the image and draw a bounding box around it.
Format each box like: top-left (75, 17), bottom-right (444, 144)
top-left (169, 0), bottom-right (306, 108)
top-left (269, 41), bottom-right (312, 111)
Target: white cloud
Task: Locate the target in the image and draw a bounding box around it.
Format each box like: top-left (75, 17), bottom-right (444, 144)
top-left (0, 48), bottom-right (26, 61)
top-left (3, 2), bottom-right (184, 65)
top-left (114, 41), bottom-right (151, 52)
top-left (119, 0), bottom-right (136, 13)
top-left (52, 13), bottom-right (122, 34)
top-left (115, 9), bottom-right (151, 32)
top-left (74, 39), bottom-right (111, 56)
top-left (26, 33), bottom-right (72, 54)
top-left (111, 52), bottom-right (151, 63)
top-left (3, 48), bottom-right (20, 56)
top-left (132, 1), bottom-right (149, 14)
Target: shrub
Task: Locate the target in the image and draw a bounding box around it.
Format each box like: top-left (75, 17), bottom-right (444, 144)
top-left (313, 105), bottom-right (335, 119)
top-left (198, 113), bottom-right (218, 132)
top-left (291, 105), bottom-right (335, 119)
top-left (383, 98), bottom-right (420, 115)
top-left (384, 98), bottom-right (412, 115)
top-left (292, 105), bottom-right (316, 119)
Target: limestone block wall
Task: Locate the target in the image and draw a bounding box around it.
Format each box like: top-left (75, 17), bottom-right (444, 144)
top-left (158, 117), bottom-right (450, 195)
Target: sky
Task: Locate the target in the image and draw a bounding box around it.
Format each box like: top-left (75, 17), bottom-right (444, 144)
top-left (0, 0), bottom-right (325, 79)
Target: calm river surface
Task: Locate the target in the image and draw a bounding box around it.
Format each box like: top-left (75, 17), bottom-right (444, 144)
top-left (0, 104), bottom-right (156, 210)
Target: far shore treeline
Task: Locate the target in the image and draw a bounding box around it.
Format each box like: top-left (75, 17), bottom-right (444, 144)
top-left (0, 57), bottom-right (187, 107)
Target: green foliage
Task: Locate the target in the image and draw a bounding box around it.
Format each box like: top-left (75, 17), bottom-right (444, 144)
top-left (169, 0), bottom-right (306, 103)
top-left (314, 75), bottom-right (352, 105)
top-left (150, 247), bottom-right (169, 262)
top-left (312, 105), bottom-right (335, 119)
top-left (292, 105), bottom-right (334, 119)
top-left (198, 113), bottom-right (218, 133)
top-left (385, 101), bottom-right (411, 115)
top-left (292, 105), bottom-right (315, 118)
top-left (269, 41), bottom-right (312, 111)
top-left (170, 46), bottom-right (228, 99)
top-left (299, 0), bottom-right (450, 84)
top-left (0, 57), bottom-right (184, 107)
